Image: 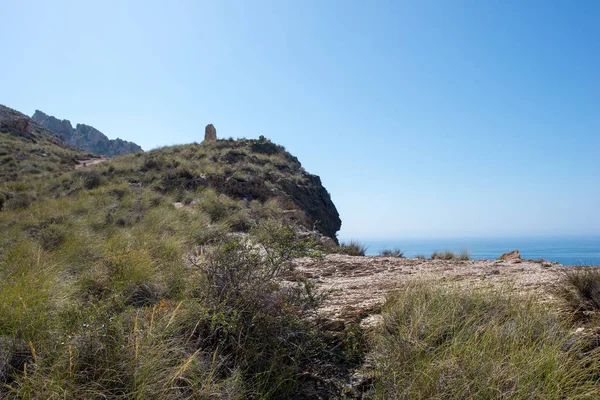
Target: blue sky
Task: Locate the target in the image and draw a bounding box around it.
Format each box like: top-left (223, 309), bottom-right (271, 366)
top-left (3, 0), bottom-right (600, 239)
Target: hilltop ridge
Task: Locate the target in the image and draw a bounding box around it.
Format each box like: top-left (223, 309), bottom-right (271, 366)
top-left (32, 109), bottom-right (143, 157)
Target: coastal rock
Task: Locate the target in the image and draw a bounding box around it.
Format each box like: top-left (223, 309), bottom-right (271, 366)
top-left (279, 174), bottom-right (341, 241)
top-left (498, 250), bottom-right (521, 261)
top-left (204, 124), bottom-right (217, 142)
top-left (32, 110), bottom-right (143, 157)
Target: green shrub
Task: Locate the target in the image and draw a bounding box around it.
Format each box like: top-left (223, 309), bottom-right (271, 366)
top-left (189, 221), bottom-right (326, 397)
top-left (38, 224), bottom-right (67, 251)
top-left (76, 170), bottom-right (102, 190)
top-left (369, 284), bottom-right (599, 399)
top-left (4, 193), bottom-right (32, 210)
top-left (339, 240), bottom-right (367, 256)
top-left (378, 248), bottom-right (404, 258)
top-left (250, 137), bottom-right (281, 155)
top-left (196, 189), bottom-right (240, 223)
top-left (415, 254), bottom-right (426, 259)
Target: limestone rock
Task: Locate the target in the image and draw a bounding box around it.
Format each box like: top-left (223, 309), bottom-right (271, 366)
top-left (0, 107), bottom-right (34, 133)
top-left (32, 110), bottom-right (143, 157)
top-left (498, 250), bottom-right (521, 261)
top-left (204, 124), bottom-right (217, 142)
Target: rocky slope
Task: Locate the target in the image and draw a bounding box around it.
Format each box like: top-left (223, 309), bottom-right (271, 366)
top-left (104, 136), bottom-right (342, 240)
top-left (2, 104), bottom-right (341, 240)
top-left (32, 110), bottom-right (142, 157)
top-left (289, 255), bottom-right (564, 330)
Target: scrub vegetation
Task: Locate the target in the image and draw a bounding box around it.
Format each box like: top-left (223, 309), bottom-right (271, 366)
top-left (2, 125), bottom-right (600, 398)
top-left (369, 283), bottom-right (600, 399)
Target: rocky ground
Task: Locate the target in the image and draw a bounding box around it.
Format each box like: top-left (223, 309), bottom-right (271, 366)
top-left (289, 254), bottom-right (566, 330)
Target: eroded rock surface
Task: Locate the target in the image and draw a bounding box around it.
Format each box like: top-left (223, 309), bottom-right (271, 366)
top-left (289, 255), bottom-right (564, 327)
top-left (32, 110), bottom-right (143, 157)
top-left (498, 249), bottom-right (521, 261)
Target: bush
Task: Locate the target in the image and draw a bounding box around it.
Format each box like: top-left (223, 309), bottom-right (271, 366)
top-left (38, 224), bottom-right (67, 251)
top-left (556, 267), bottom-right (600, 314)
top-left (431, 250), bottom-right (470, 260)
top-left (415, 254), bottom-right (426, 260)
top-left (250, 137), bottom-right (281, 155)
top-left (339, 240), bottom-right (367, 256)
top-left (378, 248), bottom-right (404, 258)
top-left (369, 284), bottom-right (599, 399)
top-left (189, 221), bottom-right (326, 397)
top-left (4, 193), bottom-right (32, 210)
top-left (195, 189), bottom-right (241, 223)
top-left (76, 170), bottom-right (102, 190)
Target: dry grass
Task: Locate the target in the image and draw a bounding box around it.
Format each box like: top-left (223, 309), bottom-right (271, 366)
top-left (339, 240), bottom-right (368, 256)
top-left (369, 283), bottom-right (600, 399)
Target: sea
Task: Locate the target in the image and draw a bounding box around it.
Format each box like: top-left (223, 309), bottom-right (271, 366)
top-left (347, 236), bottom-right (600, 266)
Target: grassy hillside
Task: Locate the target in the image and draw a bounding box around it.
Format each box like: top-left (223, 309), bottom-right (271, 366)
top-left (0, 116), bottom-right (351, 398)
top-left (2, 107), bottom-right (600, 398)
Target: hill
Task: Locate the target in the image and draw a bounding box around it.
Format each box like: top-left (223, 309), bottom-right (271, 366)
top-left (0, 105), bottom-right (103, 189)
top-left (4, 104), bottom-right (597, 399)
top-left (0, 104), bottom-right (349, 398)
top-left (32, 110), bottom-right (143, 157)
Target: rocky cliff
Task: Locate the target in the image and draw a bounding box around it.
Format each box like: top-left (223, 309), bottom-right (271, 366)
top-left (32, 110), bottom-right (143, 157)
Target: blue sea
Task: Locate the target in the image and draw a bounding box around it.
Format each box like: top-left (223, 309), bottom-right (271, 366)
top-left (348, 237), bottom-right (600, 266)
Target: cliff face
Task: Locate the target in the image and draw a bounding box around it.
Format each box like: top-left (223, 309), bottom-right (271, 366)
top-left (32, 110), bottom-right (143, 157)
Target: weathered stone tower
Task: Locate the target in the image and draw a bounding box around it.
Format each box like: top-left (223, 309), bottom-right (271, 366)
top-left (204, 124), bottom-right (217, 142)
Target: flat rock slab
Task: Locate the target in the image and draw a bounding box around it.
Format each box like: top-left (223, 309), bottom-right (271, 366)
top-left (289, 255), bottom-right (565, 323)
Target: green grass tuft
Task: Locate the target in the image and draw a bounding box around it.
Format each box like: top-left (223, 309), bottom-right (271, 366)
top-left (339, 240), bottom-right (368, 256)
top-left (369, 283), bottom-right (600, 399)
top-left (378, 248), bottom-right (404, 258)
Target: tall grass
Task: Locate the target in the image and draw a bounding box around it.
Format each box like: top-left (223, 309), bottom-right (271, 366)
top-left (378, 248), bottom-right (404, 258)
top-left (368, 283), bottom-right (600, 399)
top-left (339, 240), bottom-right (368, 256)
top-left (556, 267), bottom-right (600, 314)
top-left (431, 250), bottom-right (470, 260)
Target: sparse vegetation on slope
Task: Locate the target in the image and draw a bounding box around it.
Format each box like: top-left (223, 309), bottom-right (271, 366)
top-left (431, 249), bottom-right (470, 261)
top-left (369, 284), bottom-right (600, 399)
top-left (556, 267), bottom-right (600, 315)
top-left (378, 248), bottom-right (404, 258)
top-left (3, 105), bottom-right (600, 398)
top-left (0, 116), bottom-right (353, 397)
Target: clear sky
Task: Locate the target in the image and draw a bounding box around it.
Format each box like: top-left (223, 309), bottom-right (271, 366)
top-left (3, 0), bottom-right (600, 239)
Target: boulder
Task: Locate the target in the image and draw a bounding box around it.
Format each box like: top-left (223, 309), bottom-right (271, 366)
top-left (498, 250), bottom-right (520, 261)
top-left (204, 124), bottom-right (217, 142)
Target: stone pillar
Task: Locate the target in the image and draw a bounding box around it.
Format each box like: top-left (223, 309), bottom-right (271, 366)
top-left (204, 124), bottom-right (217, 142)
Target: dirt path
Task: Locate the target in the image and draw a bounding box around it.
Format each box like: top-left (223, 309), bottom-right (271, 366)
top-left (289, 255), bottom-right (565, 327)
top-left (75, 156), bottom-right (108, 169)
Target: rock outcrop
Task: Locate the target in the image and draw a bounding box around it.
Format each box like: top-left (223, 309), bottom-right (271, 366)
top-left (1, 105), bottom-right (69, 146)
top-left (204, 124), bottom-right (217, 142)
top-left (32, 110), bottom-right (143, 157)
top-left (498, 250), bottom-right (521, 261)
top-left (280, 174), bottom-right (341, 240)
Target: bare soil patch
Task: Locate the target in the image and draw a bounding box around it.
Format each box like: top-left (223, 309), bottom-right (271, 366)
top-left (289, 255), bottom-right (565, 325)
